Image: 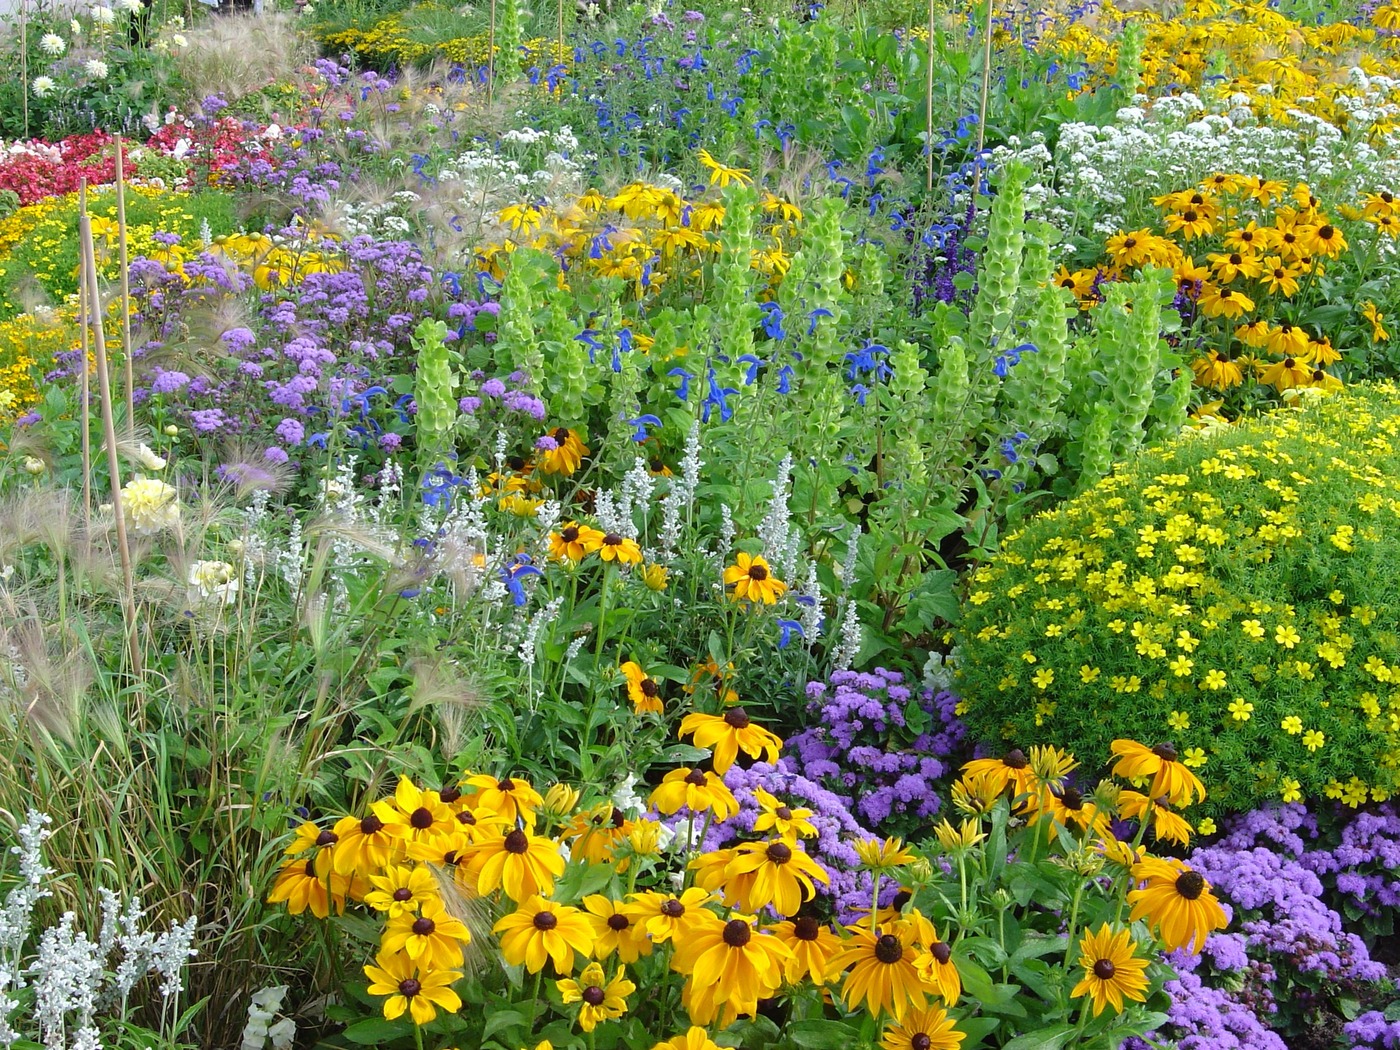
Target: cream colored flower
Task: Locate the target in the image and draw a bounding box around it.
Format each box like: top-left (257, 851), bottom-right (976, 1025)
top-left (39, 33), bottom-right (66, 55)
top-left (122, 477), bottom-right (179, 534)
top-left (188, 560), bottom-right (239, 605)
top-left (134, 443), bottom-right (167, 470)
top-left (22, 457), bottom-right (45, 475)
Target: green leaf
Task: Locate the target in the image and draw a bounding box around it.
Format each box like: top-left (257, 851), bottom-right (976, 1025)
top-left (341, 1017), bottom-right (411, 1044)
top-left (999, 1025), bottom-right (1077, 1050)
top-left (785, 1020), bottom-right (862, 1048)
top-left (481, 1008), bottom-right (529, 1040)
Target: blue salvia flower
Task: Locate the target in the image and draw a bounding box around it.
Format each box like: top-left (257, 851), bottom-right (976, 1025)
top-left (992, 342), bottom-right (1038, 379)
top-left (576, 330), bottom-right (603, 363)
top-left (627, 414), bottom-right (663, 442)
top-left (501, 555), bottom-right (542, 606)
top-left (1000, 431), bottom-right (1030, 463)
top-left (668, 367), bottom-right (695, 402)
top-left (777, 364), bottom-right (795, 394)
top-left (850, 383), bottom-right (870, 406)
top-left (807, 308), bottom-right (833, 336)
top-left (738, 355), bottom-right (764, 385)
top-left (777, 619), bottom-right (805, 649)
top-left (760, 302), bottom-right (787, 340)
top-left (702, 367), bottom-right (739, 423)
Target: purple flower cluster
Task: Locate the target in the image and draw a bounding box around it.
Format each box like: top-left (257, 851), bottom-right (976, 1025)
top-left (785, 668), bottom-right (964, 837)
top-left (1346, 1012), bottom-right (1400, 1048)
top-left (1123, 963), bottom-right (1286, 1050)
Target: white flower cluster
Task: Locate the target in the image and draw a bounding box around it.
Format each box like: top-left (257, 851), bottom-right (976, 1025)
top-left (240, 985), bottom-right (295, 1050)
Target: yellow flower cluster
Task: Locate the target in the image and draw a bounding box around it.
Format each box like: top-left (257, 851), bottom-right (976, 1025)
top-left (958, 383), bottom-right (1400, 812)
top-left (1041, 0), bottom-right (1400, 136)
top-left (1060, 175), bottom-right (1385, 401)
top-left (320, 10), bottom-right (568, 74)
top-left (480, 180), bottom-right (802, 300)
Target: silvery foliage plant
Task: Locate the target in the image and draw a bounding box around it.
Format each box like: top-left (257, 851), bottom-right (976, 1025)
top-left (0, 812), bottom-right (199, 1050)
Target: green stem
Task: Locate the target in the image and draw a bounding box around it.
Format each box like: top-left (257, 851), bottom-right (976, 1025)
top-left (1061, 881), bottom-right (1088, 1011)
top-left (528, 967), bottom-right (544, 1032)
top-left (413, 1022), bottom-right (425, 1050)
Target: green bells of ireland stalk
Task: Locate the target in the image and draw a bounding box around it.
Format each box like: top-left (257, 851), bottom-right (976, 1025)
top-left (412, 318), bottom-right (457, 473)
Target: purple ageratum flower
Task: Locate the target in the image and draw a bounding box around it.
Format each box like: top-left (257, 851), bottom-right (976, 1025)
top-left (1345, 1011), bottom-right (1400, 1049)
top-left (503, 390), bottom-right (546, 420)
top-left (264, 446), bottom-right (289, 463)
top-left (458, 396), bottom-right (482, 415)
top-left (535, 435), bottom-right (559, 451)
top-left (481, 378), bottom-right (507, 398)
top-left (150, 369), bottom-right (191, 394)
top-left (379, 433), bottom-right (402, 452)
top-left (274, 418), bottom-right (305, 445)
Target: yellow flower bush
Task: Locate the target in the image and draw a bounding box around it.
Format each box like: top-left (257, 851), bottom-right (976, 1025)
top-left (957, 383), bottom-right (1400, 813)
top-left (320, 8), bottom-right (568, 73)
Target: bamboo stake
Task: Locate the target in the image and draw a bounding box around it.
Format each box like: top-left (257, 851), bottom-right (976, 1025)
top-left (78, 201), bottom-right (143, 678)
top-left (926, 0), bottom-right (936, 194)
top-left (115, 137), bottom-right (135, 426)
top-left (557, 0), bottom-right (564, 71)
top-left (79, 181), bottom-right (93, 522)
top-left (976, 0), bottom-right (994, 158)
top-left (19, 0), bottom-right (29, 140)
top-left (488, 0), bottom-right (497, 107)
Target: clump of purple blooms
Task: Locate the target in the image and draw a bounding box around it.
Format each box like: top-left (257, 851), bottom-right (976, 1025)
top-left (1131, 802), bottom-right (1400, 1049)
top-left (786, 668), bottom-right (964, 838)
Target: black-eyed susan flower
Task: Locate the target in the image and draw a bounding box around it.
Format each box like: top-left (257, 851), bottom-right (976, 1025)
top-left (1119, 790), bottom-right (1192, 846)
top-left (363, 948), bottom-right (462, 1025)
top-left (854, 837), bottom-right (918, 873)
top-left (373, 778), bottom-right (457, 849)
top-left (1128, 857), bottom-right (1229, 953)
top-left (622, 887), bottom-right (713, 944)
top-left (493, 895), bottom-right (596, 973)
top-left (1165, 208), bottom-right (1214, 240)
top-left (548, 521), bottom-right (605, 562)
top-left (949, 770), bottom-right (1006, 815)
top-left (1109, 740), bottom-right (1207, 806)
top-left (912, 932), bottom-right (961, 1004)
top-left (696, 148), bottom-right (752, 188)
top-left (723, 552), bottom-right (787, 604)
top-left (364, 864), bottom-right (440, 919)
top-left (1043, 785), bottom-right (1112, 838)
top-left (827, 921), bottom-right (928, 1021)
top-left (678, 709), bottom-right (782, 774)
top-left (1070, 924), bottom-right (1150, 1016)
top-left (770, 915), bottom-right (843, 984)
top-left (1258, 355), bottom-right (1313, 392)
top-left (879, 1003), bottom-right (966, 1050)
top-left (673, 912), bottom-right (790, 1025)
top-left (562, 803), bottom-right (630, 865)
top-left (558, 961), bottom-right (635, 1032)
top-left (382, 896), bottom-right (472, 969)
top-left (598, 532), bottom-right (643, 565)
top-left (621, 660), bottom-right (664, 714)
top-left (330, 811), bottom-right (403, 877)
top-left (536, 427), bottom-right (589, 475)
top-left (1198, 284), bottom-right (1254, 319)
top-left (1298, 221), bottom-right (1347, 257)
top-left (582, 893), bottom-right (653, 963)
top-left (1258, 256), bottom-right (1301, 296)
top-left (722, 838), bottom-right (831, 916)
top-left (267, 854), bottom-right (341, 918)
top-left (649, 767), bottom-right (740, 820)
top-left (932, 817), bottom-right (985, 853)
top-left (652, 1028), bottom-right (721, 1050)
top-left (462, 773), bottom-right (543, 828)
top-left (1191, 351), bottom-right (1245, 391)
top-left (463, 826), bottom-right (566, 901)
top-left (1207, 250), bottom-right (1261, 283)
top-left (960, 749), bottom-right (1034, 799)
top-left (1363, 301), bottom-right (1389, 342)
top-left (751, 788), bottom-right (817, 840)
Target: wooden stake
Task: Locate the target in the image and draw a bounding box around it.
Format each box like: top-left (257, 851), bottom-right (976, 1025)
top-left (79, 181), bottom-right (93, 523)
top-left (19, 0), bottom-right (29, 140)
top-left (78, 201), bottom-right (143, 678)
top-left (115, 137), bottom-right (134, 426)
top-left (926, 0), bottom-right (936, 194)
top-left (557, 0), bottom-right (564, 71)
top-left (976, 0), bottom-right (994, 158)
top-left (488, 0), bottom-right (497, 107)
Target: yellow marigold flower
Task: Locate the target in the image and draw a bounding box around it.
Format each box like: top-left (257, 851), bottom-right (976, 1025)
top-left (1071, 924), bottom-right (1150, 1016)
top-left (723, 551), bottom-right (787, 603)
top-left (1202, 669), bottom-right (1228, 691)
top-left (1281, 715), bottom-right (1303, 735)
top-left (1302, 729), bottom-right (1325, 752)
top-left (1280, 777), bottom-right (1302, 803)
top-left (1031, 667), bottom-right (1054, 690)
top-left (1183, 747), bottom-right (1207, 768)
top-left (1228, 698), bottom-right (1253, 721)
top-left (1275, 624), bottom-right (1302, 648)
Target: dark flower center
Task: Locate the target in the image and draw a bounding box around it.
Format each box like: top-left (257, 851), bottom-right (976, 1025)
top-left (1320, 224), bottom-right (1335, 239)
top-left (1229, 253), bottom-right (1242, 265)
top-left (410, 807), bottom-right (434, 830)
top-left (533, 910), bottom-right (559, 931)
top-left (1383, 192), bottom-right (1393, 202)
top-left (1060, 277), bottom-right (1076, 288)
top-left (507, 455), bottom-right (526, 472)
top-left (439, 786), bottom-right (461, 804)
top-left (1093, 958), bottom-right (1117, 980)
top-left (684, 768), bottom-right (709, 786)
top-left (766, 841), bottom-right (793, 865)
top-left (443, 850), bottom-right (459, 865)
top-left (892, 889), bottom-right (912, 911)
top-left (650, 457), bottom-right (666, 471)
top-left (611, 808), bottom-right (626, 827)
top-left (504, 829), bottom-right (529, 854)
top-left (723, 919), bottom-right (752, 947)
top-left (1152, 744), bottom-right (1179, 762)
top-left (794, 916), bottom-right (821, 941)
top-left (1274, 269), bottom-right (1285, 278)
top-left (607, 914), bottom-right (630, 931)
top-left (1060, 787), bottom-right (1085, 811)
top-left (1190, 193), bottom-right (1205, 205)
top-left (499, 778), bottom-right (516, 792)
top-left (582, 985), bottom-right (606, 1006)
top-left (1241, 231), bottom-right (1255, 241)
top-left (302, 858), bottom-right (317, 878)
top-left (398, 978), bottom-right (421, 998)
top-left (724, 708), bottom-right (751, 729)
top-left (1004, 748), bottom-right (1029, 769)
top-left (661, 899), bottom-right (686, 918)
top-left (1124, 237), bottom-right (1138, 248)
top-left (776, 806), bottom-right (793, 820)
top-left (561, 526), bottom-right (580, 542)
top-left (930, 940), bottom-right (952, 965)
top-left (315, 829), bottom-right (338, 847)
top-left (747, 564), bottom-right (769, 581)
top-left (1183, 209), bottom-right (1199, 222)
top-left (640, 679), bottom-right (659, 697)
top-left (457, 810), bottom-right (477, 825)
top-left (412, 917), bottom-right (436, 936)
top-left (603, 533), bottom-right (623, 546)
top-left (552, 427), bottom-right (570, 442)
top-left (361, 814), bottom-right (384, 835)
top-left (912, 1037), bottom-right (932, 1050)
top-left (1313, 369), bottom-right (1326, 381)
top-left (874, 933), bottom-right (905, 964)
top-left (1284, 357), bottom-right (1297, 368)
top-left (393, 888), bottom-right (413, 902)
top-left (1175, 871), bottom-right (1206, 900)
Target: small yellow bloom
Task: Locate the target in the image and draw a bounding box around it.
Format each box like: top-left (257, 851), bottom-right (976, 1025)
top-left (1167, 711), bottom-right (1191, 731)
top-left (1183, 748), bottom-right (1207, 769)
top-left (1280, 777), bottom-right (1302, 803)
top-left (1275, 624), bottom-right (1301, 648)
top-left (1281, 716), bottom-right (1303, 735)
top-left (1302, 729), bottom-right (1325, 752)
top-left (1031, 668), bottom-right (1054, 690)
top-left (1228, 698), bottom-right (1253, 721)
